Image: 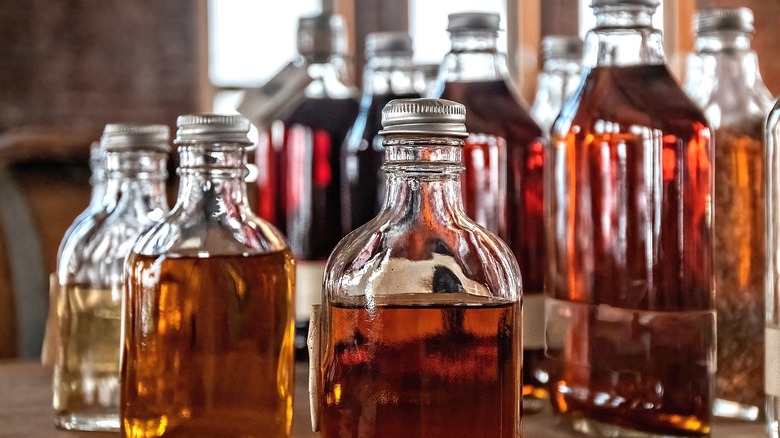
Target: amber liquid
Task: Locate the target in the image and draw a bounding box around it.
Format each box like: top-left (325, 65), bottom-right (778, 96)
top-left (547, 65), bottom-right (714, 435)
top-left (439, 80), bottom-right (547, 408)
top-left (122, 251), bottom-right (295, 438)
top-left (320, 294), bottom-right (520, 438)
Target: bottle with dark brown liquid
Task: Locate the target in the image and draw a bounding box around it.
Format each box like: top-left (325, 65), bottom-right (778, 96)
top-left (256, 13), bottom-right (358, 359)
top-left (314, 99), bottom-right (522, 438)
top-left (341, 32), bottom-right (421, 235)
top-left (122, 115), bottom-right (295, 438)
top-left (546, 1), bottom-right (715, 436)
top-left (431, 11), bottom-right (548, 412)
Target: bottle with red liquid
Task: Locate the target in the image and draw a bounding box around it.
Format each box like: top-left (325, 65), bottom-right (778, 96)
top-left (313, 98), bottom-right (522, 438)
top-left (546, 0), bottom-right (715, 436)
top-left (341, 32), bottom-right (422, 234)
top-left (431, 11), bottom-right (548, 412)
top-left (256, 13), bottom-right (359, 359)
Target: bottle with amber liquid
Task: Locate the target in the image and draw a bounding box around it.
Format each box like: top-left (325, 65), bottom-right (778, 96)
top-left (546, 0), bottom-right (715, 436)
top-left (341, 32), bottom-right (421, 234)
top-left (54, 124), bottom-right (170, 431)
top-left (314, 98), bottom-right (522, 438)
top-left (431, 11), bottom-right (547, 412)
top-left (683, 8), bottom-right (773, 421)
top-left (256, 13), bottom-right (358, 359)
top-left (530, 36), bottom-right (584, 135)
top-left (122, 115), bottom-right (295, 438)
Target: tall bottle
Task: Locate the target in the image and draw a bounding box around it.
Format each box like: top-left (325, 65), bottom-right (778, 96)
top-left (530, 36), bottom-right (584, 135)
top-left (256, 13), bottom-right (359, 359)
top-left (54, 124), bottom-right (170, 431)
top-left (683, 7), bottom-right (773, 420)
top-left (545, 0), bottom-right (715, 436)
top-left (341, 32), bottom-right (421, 235)
top-left (316, 98), bottom-right (522, 438)
top-left (431, 11), bottom-right (547, 412)
top-left (766, 89), bottom-right (780, 438)
top-left (122, 115), bottom-right (295, 438)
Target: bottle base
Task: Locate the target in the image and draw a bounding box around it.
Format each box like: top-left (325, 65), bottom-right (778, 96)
top-left (55, 412), bottom-right (120, 432)
top-left (556, 415), bottom-right (709, 438)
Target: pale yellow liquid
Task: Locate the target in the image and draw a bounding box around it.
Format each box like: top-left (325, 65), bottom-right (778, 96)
top-left (53, 284), bottom-right (121, 431)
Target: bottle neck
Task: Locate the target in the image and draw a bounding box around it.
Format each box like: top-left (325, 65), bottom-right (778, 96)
top-left (584, 5), bottom-right (665, 67)
top-left (695, 31), bottom-right (752, 52)
top-left (380, 137), bottom-right (466, 219)
top-left (363, 54), bottom-right (419, 96)
top-left (104, 150), bottom-right (168, 210)
top-left (298, 53), bottom-right (356, 99)
top-left (531, 58), bottom-right (583, 132)
top-left (175, 143), bottom-right (250, 214)
top-left (437, 31), bottom-right (508, 83)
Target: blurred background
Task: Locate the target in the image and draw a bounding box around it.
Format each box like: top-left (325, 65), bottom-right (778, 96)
top-left (0, 0), bottom-right (777, 360)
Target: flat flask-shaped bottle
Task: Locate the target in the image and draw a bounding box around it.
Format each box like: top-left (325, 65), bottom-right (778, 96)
top-left (546, 0), bottom-right (715, 436)
top-left (431, 12), bottom-right (547, 411)
top-left (683, 8), bottom-right (773, 420)
top-left (256, 13), bottom-right (359, 358)
top-left (316, 99), bottom-right (522, 438)
top-left (54, 124), bottom-right (171, 431)
top-left (122, 115), bottom-right (295, 438)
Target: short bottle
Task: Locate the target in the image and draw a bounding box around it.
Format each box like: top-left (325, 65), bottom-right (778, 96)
top-left (546, 0), bottom-right (715, 436)
top-left (431, 11), bottom-right (547, 412)
top-left (54, 124), bottom-right (171, 431)
top-left (256, 12), bottom-right (359, 359)
top-left (122, 114), bottom-right (295, 438)
top-left (530, 36), bottom-right (584, 135)
top-left (341, 32), bottom-right (422, 235)
top-left (315, 98), bottom-right (523, 438)
top-left (683, 7), bottom-right (773, 421)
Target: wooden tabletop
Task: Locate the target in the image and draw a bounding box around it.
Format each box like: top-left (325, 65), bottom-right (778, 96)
top-left (0, 360), bottom-right (766, 437)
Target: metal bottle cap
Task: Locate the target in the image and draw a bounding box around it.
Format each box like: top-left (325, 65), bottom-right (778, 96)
top-left (297, 13), bottom-right (348, 56)
top-left (379, 98), bottom-right (468, 138)
top-left (447, 12), bottom-right (501, 33)
top-left (694, 8), bottom-right (754, 34)
top-left (365, 32), bottom-right (413, 58)
top-left (100, 123), bottom-right (171, 152)
top-left (540, 36), bottom-right (584, 63)
top-left (591, 0), bottom-right (660, 8)
top-left (174, 114), bottom-right (253, 145)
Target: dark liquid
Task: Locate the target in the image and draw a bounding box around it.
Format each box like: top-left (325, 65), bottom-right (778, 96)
top-left (341, 92), bottom-right (419, 234)
top-left (122, 251), bottom-right (295, 438)
top-left (257, 97), bottom-right (359, 259)
top-left (438, 80), bottom-right (547, 407)
top-left (547, 64), bottom-right (714, 435)
top-left (320, 296), bottom-right (520, 438)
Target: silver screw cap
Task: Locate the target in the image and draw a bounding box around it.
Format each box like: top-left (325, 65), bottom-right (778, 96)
top-left (297, 13), bottom-right (347, 56)
top-left (379, 98), bottom-right (468, 138)
top-left (175, 114), bottom-right (253, 145)
top-left (100, 123), bottom-right (171, 152)
top-left (447, 12), bottom-right (501, 33)
top-left (695, 8), bottom-right (754, 34)
top-left (591, 0), bottom-right (660, 8)
top-left (541, 36), bottom-right (584, 63)
top-left (365, 32), bottom-right (413, 58)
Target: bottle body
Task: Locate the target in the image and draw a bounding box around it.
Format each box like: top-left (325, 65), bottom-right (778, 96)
top-left (122, 116), bottom-right (295, 438)
top-left (766, 98), bottom-right (780, 438)
top-left (683, 11), bottom-right (773, 416)
top-left (547, 63), bottom-right (714, 436)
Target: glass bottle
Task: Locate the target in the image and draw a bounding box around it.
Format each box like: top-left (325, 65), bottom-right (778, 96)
top-left (431, 11), bottom-right (548, 412)
top-left (316, 98), bottom-right (522, 438)
top-left (341, 32), bottom-right (421, 235)
top-left (256, 12), bottom-right (359, 359)
top-left (683, 7), bottom-right (773, 421)
top-left (545, 0), bottom-right (715, 436)
top-left (122, 115), bottom-right (295, 438)
top-left (54, 124), bottom-right (170, 431)
top-left (767, 92), bottom-right (780, 438)
top-left (530, 36), bottom-right (584, 135)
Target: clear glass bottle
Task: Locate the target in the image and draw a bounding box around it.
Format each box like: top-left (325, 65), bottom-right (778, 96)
top-left (316, 98), bottom-right (522, 437)
top-left (767, 94), bottom-right (780, 438)
top-left (530, 36), bottom-right (584, 135)
top-left (546, 0), bottom-right (715, 436)
top-left (256, 12), bottom-right (359, 360)
top-left (431, 11), bottom-right (547, 412)
top-left (341, 32), bottom-right (422, 235)
top-left (54, 124), bottom-right (170, 431)
top-left (683, 7), bottom-right (773, 421)
top-left (122, 115), bottom-right (295, 438)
